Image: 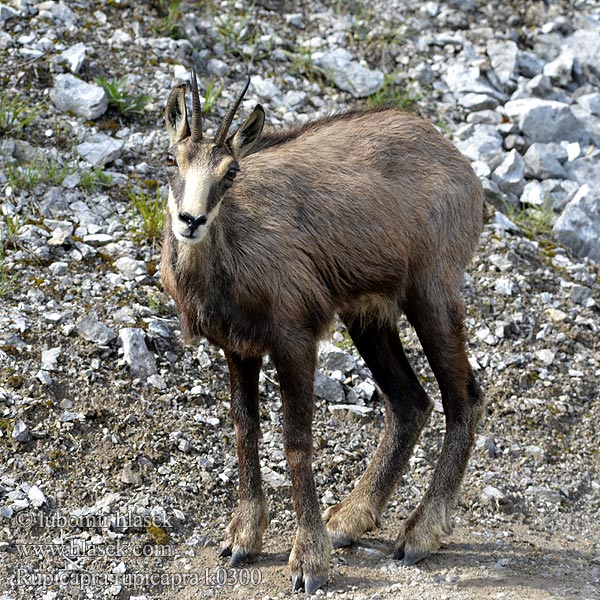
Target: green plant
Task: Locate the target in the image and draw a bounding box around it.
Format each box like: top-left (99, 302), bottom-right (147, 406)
top-left (505, 199), bottom-right (555, 238)
top-left (152, 0), bottom-right (184, 39)
top-left (282, 42), bottom-right (329, 85)
top-left (95, 76), bottom-right (151, 116)
top-left (128, 185), bottom-right (165, 244)
top-left (6, 161), bottom-right (43, 191)
top-left (202, 79), bottom-right (224, 115)
top-left (0, 92), bottom-right (41, 135)
top-left (79, 165), bottom-right (113, 191)
top-left (216, 12), bottom-right (252, 48)
top-left (367, 75), bottom-right (423, 110)
top-left (0, 238), bottom-right (13, 297)
top-left (7, 154), bottom-right (68, 191)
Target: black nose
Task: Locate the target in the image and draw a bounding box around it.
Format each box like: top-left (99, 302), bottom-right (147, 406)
top-left (178, 212), bottom-right (207, 234)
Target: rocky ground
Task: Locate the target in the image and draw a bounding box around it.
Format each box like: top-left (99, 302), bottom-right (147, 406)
top-left (0, 1), bottom-right (599, 599)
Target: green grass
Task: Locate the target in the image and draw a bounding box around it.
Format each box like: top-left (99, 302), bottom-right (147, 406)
top-left (505, 199), bottom-right (555, 238)
top-left (0, 238), bottom-right (14, 297)
top-left (0, 92), bottom-right (41, 135)
top-left (79, 165), bottom-right (113, 191)
top-left (281, 42), bottom-right (330, 85)
top-left (202, 79), bottom-right (224, 115)
top-left (95, 76), bottom-right (151, 116)
top-left (6, 149), bottom-right (113, 193)
top-left (128, 185), bottom-right (165, 244)
top-left (367, 74), bottom-right (423, 110)
top-left (151, 0), bottom-right (185, 38)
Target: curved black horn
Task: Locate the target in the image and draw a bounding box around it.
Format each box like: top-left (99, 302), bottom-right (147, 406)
top-left (214, 77), bottom-right (251, 147)
top-left (190, 68), bottom-right (202, 142)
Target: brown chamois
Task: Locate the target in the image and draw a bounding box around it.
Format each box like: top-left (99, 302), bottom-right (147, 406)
top-left (161, 70), bottom-right (484, 594)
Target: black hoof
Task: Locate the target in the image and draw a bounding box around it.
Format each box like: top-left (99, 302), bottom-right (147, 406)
top-left (218, 545), bottom-right (232, 559)
top-left (291, 575), bottom-right (304, 592)
top-left (230, 549), bottom-right (251, 566)
top-left (329, 530), bottom-right (353, 548)
top-left (305, 573), bottom-right (327, 595)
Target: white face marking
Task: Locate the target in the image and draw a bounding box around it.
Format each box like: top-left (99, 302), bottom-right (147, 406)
top-left (169, 163), bottom-right (217, 244)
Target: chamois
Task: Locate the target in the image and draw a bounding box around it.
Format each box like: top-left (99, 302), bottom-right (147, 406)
top-left (160, 70), bottom-right (484, 594)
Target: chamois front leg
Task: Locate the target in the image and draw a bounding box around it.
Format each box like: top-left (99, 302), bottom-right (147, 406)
top-left (271, 337), bottom-right (331, 595)
top-left (220, 352), bottom-right (269, 565)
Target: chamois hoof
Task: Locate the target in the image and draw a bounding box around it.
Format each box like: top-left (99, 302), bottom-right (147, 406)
top-left (291, 572), bottom-right (328, 595)
top-left (219, 545), bottom-right (254, 566)
top-left (230, 549), bottom-right (253, 566)
top-left (393, 542), bottom-right (431, 566)
top-left (328, 530), bottom-right (353, 548)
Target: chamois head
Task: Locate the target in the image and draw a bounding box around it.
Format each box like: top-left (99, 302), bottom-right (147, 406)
top-left (164, 70), bottom-right (265, 243)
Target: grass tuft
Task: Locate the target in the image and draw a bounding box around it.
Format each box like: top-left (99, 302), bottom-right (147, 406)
top-left (128, 185), bottom-right (165, 244)
top-left (95, 76), bottom-right (151, 116)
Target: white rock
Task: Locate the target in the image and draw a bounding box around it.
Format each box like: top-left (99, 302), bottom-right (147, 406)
top-left (41, 347), bottom-right (61, 371)
top-left (312, 48), bottom-right (384, 98)
top-left (495, 277), bottom-right (515, 296)
top-left (491, 211), bottom-right (520, 233)
top-left (523, 142), bottom-right (567, 179)
top-left (480, 485), bottom-right (506, 505)
top-left (492, 150), bottom-right (525, 196)
top-left (50, 74), bottom-right (107, 120)
top-left (77, 134), bottom-right (123, 167)
top-left (328, 404), bottom-right (374, 422)
top-left (0, 3), bottom-right (18, 24)
top-left (443, 62), bottom-right (506, 101)
top-left (454, 125), bottom-right (503, 166)
top-left (119, 328), bottom-right (157, 379)
top-left (76, 313), bottom-right (116, 345)
top-left (318, 341), bottom-right (356, 372)
top-left (110, 29), bottom-right (132, 46)
top-left (114, 257), bottom-right (147, 280)
top-left (207, 58), bottom-right (228, 77)
top-left (504, 98), bottom-right (584, 144)
top-left (314, 370), bottom-right (345, 403)
top-left (28, 485), bottom-right (47, 508)
top-left (60, 42), bottom-right (86, 73)
top-left (534, 349), bottom-right (556, 366)
top-left (487, 39), bottom-right (519, 87)
top-left (553, 184), bottom-right (600, 261)
top-left (543, 50), bottom-right (575, 86)
top-left (250, 75), bottom-right (282, 99)
top-left (12, 419), bottom-right (29, 443)
top-left (520, 181), bottom-right (546, 207)
top-left (576, 93), bottom-right (600, 117)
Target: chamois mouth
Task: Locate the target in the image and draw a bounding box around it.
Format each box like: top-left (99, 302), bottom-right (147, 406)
top-left (174, 226), bottom-right (207, 244)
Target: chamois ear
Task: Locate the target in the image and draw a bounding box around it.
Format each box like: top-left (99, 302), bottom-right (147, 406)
top-left (165, 83), bottom-right (190, 145)
top-left (227, 104), bottom-right (265, 160)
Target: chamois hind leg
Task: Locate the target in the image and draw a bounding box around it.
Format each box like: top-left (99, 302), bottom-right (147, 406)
top-left (324, 316), bottom-right (433, 548)
top-left (394, 288), bottom-right (484, 565)
top-left (271, 335), bottom-right (331, 595)
top-left (220, 352), bottom-right (269, 566)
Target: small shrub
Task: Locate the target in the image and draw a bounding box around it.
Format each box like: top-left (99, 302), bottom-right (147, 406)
top-left (128, 185), bottom-right (165, 244)
top-left (0, 92), bottom-right (41, 135)
top-left (367, 75), bottom-right (423, 111)
top-left (95, 76), bottom-right (151, 116)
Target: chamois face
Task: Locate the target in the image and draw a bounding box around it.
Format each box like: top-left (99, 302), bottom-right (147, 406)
top-left (166, 141), bottom-right (239, 244)
top-left (164, 75), bottom-right (264, 245)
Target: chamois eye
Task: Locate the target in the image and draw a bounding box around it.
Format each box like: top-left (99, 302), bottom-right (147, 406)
top-left (225, 165), bottom-right (239, 181)
top-left (166, 154), bottom-right (177, 168)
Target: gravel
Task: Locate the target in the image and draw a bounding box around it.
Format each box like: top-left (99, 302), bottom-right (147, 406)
top-left (0, 1), bottom-right (599, 600)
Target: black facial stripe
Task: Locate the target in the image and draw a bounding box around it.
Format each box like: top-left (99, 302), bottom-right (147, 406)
top-left (168, 172), bottom-right (185, 205)
top-left (206, 182), bottom-right (222, 214)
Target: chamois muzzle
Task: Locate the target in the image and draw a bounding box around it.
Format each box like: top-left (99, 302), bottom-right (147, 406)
top-left (179, 212), bottom-right (207, 236)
